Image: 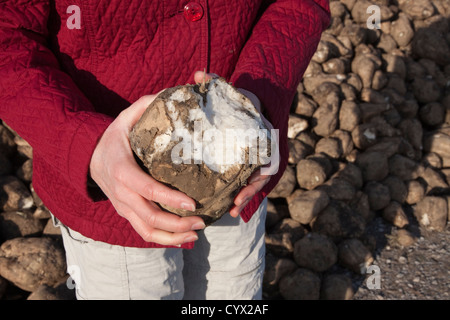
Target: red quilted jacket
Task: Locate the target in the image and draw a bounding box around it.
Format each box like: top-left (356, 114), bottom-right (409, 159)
top-left (0, 0), bottom-right (329, 248)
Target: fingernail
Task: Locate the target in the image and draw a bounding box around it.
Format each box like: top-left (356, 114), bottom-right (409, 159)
top-left (234, 206), bottom-right (244, 216)
top-left (183, 235), bottom-right (198, 243)
top-left (181, 202), bottom-right (196, 212)
top-left (191, 221), bottom-right (206, 230)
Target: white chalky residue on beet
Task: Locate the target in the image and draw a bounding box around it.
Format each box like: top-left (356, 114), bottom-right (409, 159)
top-left (363, 129), bottom-right (376, 140)
top-left (152, 93), bottom-right (186, 154)
top-left (153, 129), bottom-right (172, 153)
top-left (189, 78), bottom-right (266, 173)
top-left (171, 88), bottom-right (188, 102)
top-left (420, 213), bottom-right (430, 226)
top-left (166, 99), bottom-right (188, 133)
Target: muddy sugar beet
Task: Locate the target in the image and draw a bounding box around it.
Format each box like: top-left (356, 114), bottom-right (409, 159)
top-left (129, 78), bottom-right (275, 225)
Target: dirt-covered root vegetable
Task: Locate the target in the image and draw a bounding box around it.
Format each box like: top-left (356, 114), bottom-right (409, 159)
top-left (397, 118), bottom-right (423, 151)
top-left (265, 218), bottom-right (306, 257)
top-left (287, 189), bottom-right (329, 225)
top-left (310, 82), bottom-right (342, 137)
top-left (287, 114), bottom-right (309, 139)
top-left (351, 0), bottom-right (394, 24)
top-left (364, 181), bottom-right (391, 211)
top-left (419, 102), bottom-right (445, 127)
top-left (129, 78), bottom-right (272, 225)
top-left (263, 254), bottom-right (297, 299)
top-left (419, 166), bottom-right (449, 193)
top-left (399, 0), bottom-right (436, 20)
top-left (0, 153), bottom-right (12, 176)
top-left (311, 40), bottom-right (340, 64)
top-left (412, 77), bottom-right (442, 103)
top-left (264, 233), bottom-right (295, 258)
top-left (413, 196), bottom-right (448, 231)
top-left (288, 139), bottom-right (312, 164)
top-left (332, 162), bottom-right (364, 189)
top-left (320, 274), bottom-right (354, 300)
top-left (296, 158), bottom-right (329, 190)
top-left (331, 129), bottom-right (354, 157)
top-left (349, 190), bottom-right (373, 223)
top-left (311, 200), bottom-right (366, 241)
top-left (423, 133), bottom-right (450, 167)
top-left (338, 238), bottom-right (374, 274)
top-left (268, 165), bottom-right (296, 199)
top-left (356, 151), bottom-right (389, 182)
top-left (339, 23), bottom-right (369, 47)
top-left (339, 100), bottom-right (361, 132)
top-left (382, 201), bottom-right (409, 228)
top-left (279, 268), bottom-right (321, 300)
top-left (0, 124), bottom-right (16, 157)
top-left (293, 93), bottom-right (318, 117)
top-left (0, 176), bottom-right (34, 212)
top-left (388, 154), bottom-right (423, 181)
top-left (404, 179), bottom-right (426, 205)
top-left (318, 177), bottom-right (356, 202)
top-left (293, 233), bottom-right (338, 273)
top-left (351, 52), bottom-right (382, 89)
top-left (390, 13), bottom-right (414, 47)
top-left (0, 237), bottom-right (66, 292)
top-left (0, 211), bottom-right (45, 241)
top-left (14, 134), bottom-right (32, 159)
top-left (314, 137), bottom-right (343, 159)
top-left (266, 200), bottom-right (289, 229)
top-left (359, 103), bottom-right (391, 122)
top-left (412, 28), bottom-right (450, 67)
top-left (27, 280), bottom-right (75, 300)
top-left (394, 229), bottom-right (417, 247)
top-left (382, 175), bottom-right (408, 203)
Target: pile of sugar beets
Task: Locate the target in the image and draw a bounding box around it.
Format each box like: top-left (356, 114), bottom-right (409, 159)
top-left (0, 0), bottom-right (449, 300)
top-left (264, 0), bottom-right (450, 300)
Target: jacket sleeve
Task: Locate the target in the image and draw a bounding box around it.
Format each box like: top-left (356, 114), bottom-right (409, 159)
top-left (0, 0), bottom-right (113, 199)
top-left (230, 0), bottom-right (330, 194)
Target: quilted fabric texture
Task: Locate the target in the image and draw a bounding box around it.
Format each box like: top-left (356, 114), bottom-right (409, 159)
top-left (0, 0), bottom-right (330, 248)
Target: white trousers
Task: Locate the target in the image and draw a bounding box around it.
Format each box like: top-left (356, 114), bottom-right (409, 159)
top-left (56, 198), bottom-right (267, 300)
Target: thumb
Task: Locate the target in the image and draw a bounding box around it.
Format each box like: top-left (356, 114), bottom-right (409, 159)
top-left (119, 94), bottom-right (159, 128)
top-left (194, 70), bottom-right (219, 84)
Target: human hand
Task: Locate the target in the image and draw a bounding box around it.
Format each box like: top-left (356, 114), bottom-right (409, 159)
top-left (89, 94), bottom-right (206, 246)
top-left (193, 71), bottom-right (280, 218)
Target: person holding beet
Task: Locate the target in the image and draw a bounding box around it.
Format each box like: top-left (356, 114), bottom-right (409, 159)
top-left (0, 0), bottom-right (330, 299)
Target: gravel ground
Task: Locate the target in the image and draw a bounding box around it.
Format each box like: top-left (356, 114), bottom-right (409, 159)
top-left (350, 216), bottom-right (450, 300)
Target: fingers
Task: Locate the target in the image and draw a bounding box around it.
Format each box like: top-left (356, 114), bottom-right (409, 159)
top-left (194, 70), bottom-right (219, 84)
top-left (111, 191), bottom-right (205, 246)
top-left (114, 189), bottom-right (204, 234)
top-left (110, 156), bottom-right (205, 237)
top-left (236, 170), bottom-right (271, 206)
top-left (110, 182), bottom-right (204, 246)
top-left (123, 205), bottom-right (200, 246)
top-left (122, 159), bottom-right (197, 212)
top-left (118, 94), bottom-right (159, 129)
top-left (229, 172), bottom-right (271, 218)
